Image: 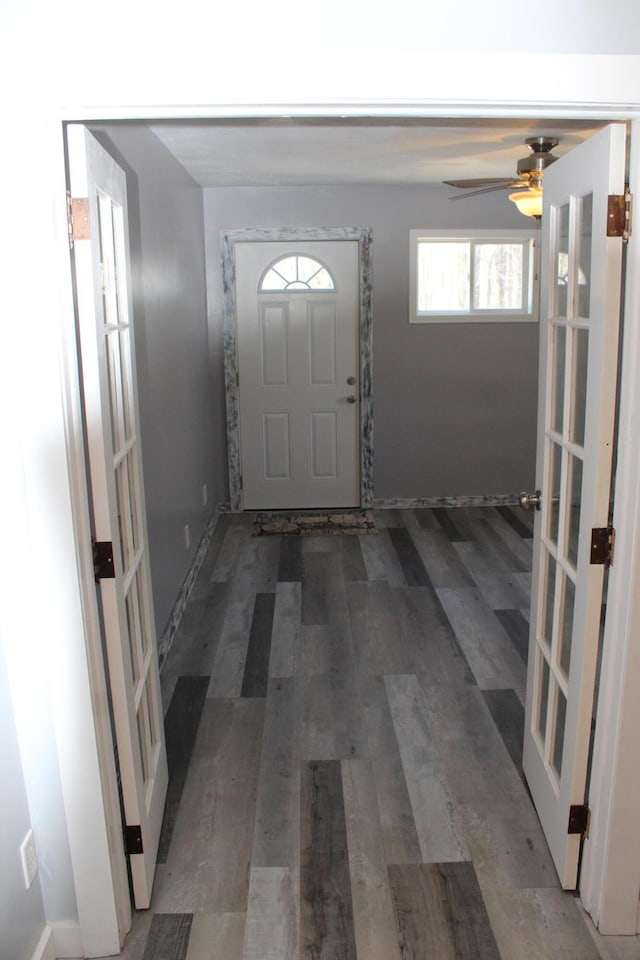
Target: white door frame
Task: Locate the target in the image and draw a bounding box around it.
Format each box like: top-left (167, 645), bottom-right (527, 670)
top-left (48, 95), bottom-right (640, 951)
top-left (221, 227), bottom-right (373, 512)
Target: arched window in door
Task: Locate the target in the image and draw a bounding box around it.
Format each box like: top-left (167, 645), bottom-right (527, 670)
top-left (259, 254), bottom-right (336, 291)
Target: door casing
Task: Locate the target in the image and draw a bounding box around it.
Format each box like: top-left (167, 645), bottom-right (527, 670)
top-left (222, 227), bottom-right (373, 512)
top-left (47, 98), bottom-right (640, 951)
top-left (578, 116), bottom-right (640, 933)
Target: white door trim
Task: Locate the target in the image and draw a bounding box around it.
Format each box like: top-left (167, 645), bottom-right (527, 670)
top-left (222, 227), bottom-right (373, 512)
top-left (579, 118), bottom-right (640, 934)
top-left (57, 54), bottom-right (640, 122)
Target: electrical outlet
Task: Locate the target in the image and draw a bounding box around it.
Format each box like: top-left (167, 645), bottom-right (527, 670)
top-left (184, 523), bottom-right (191, 551)
top-left (202, 483), bottom-right (208, 507)
top-left (20, 829), bottom-right (38, 889)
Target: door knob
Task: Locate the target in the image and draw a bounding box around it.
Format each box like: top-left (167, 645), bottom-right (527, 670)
top-left (347, 395), bottom-right (357, 404)
top-left (347, 376), bottom-right (357, 385)
top-left (519, 490), bottom-right (542, 511)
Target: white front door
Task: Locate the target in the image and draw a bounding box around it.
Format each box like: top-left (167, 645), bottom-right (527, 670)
top-left (67, 125), bottom-right (168, 909)
top-left (523, 124), bottom-right (626, 888)
top-left (235, 240), bottom-right (360, 510)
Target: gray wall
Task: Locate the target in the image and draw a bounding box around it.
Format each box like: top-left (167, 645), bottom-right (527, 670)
top-left (0, 643), bottom-right (47, 960)
top-left (91, 124), bottom-right (220, 635)
top-left (204, 184), bottom-right (539, 501)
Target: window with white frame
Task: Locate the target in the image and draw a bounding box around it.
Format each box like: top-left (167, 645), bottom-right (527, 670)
top-left (409, 229), bottom-right (537, 323)
top-left (259, 254), bottom-right (336, 292)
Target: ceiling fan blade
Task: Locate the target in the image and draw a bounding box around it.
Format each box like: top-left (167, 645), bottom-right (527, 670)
top-left (443, 178), bottom-right (516, 188)
top-left (448, 182), bottom-right (524, 200)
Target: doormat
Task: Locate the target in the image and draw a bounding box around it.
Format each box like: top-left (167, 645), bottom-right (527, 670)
top-left (253, 510), bottom-right (376, 536)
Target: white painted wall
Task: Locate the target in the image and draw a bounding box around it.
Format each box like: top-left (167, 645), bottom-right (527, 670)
top-left (0, 643), bottom-right (48, 960)
top-left (2, 1), bottom-right (640, 953)
top-left (5, 2), bottom-right (640, 117)
top-left (0, 118), bottom-right (126, 957)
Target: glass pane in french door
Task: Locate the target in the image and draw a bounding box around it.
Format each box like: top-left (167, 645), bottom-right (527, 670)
top-left (576, 193), bottom-right (593, 319)
top-left (115, 455), bottom-right (133, 574)
top-left (136, 684), bottom-right (154, 786)
top-left (125, 575), bottom-right (142, 687)
top-left (567, 454), bottom-right (582, 569)
top-left (551, 324), bottom-right (566, 435)
top-left (570, 328), bottom-right (588, 447)
top-left (558, 574), bottom-right (575, 679)
top-left (542, 552), bottom-right (556, 649)
top-left (551, 686), bottom-right (568, 778)
top-left (127, 451), bottom-right (141, 556)
top-left (553, 203), bottom-right (570, 316)
top-left (536, 651), bottom-right (550, 744)
top-left (546, 439), bottom-right (562, 546)
top-left (113, 204), bottom-right (135, 445)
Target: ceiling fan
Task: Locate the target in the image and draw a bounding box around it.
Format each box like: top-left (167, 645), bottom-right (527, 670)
top-left (444, 136), bottom-right (559, 218)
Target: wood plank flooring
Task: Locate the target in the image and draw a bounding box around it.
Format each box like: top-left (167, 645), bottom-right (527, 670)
top-left (114, 507), bottom-right (638, 960)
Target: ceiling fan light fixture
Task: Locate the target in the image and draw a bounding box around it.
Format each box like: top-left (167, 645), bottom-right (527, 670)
top-left (510, 186), bottom-right (543, 220)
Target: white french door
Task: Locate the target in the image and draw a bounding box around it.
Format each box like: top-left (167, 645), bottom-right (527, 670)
top-left (235, 240), bottom-right (360, 510)
top-left (67, 124), bottom-right (168, 909)
top-left (523, 124), bottom-right (626, 888)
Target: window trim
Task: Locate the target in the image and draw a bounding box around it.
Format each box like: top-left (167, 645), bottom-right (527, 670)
top-left (409, 228), bottom-right (538, 324)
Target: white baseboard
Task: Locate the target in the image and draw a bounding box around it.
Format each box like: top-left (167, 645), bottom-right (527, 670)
top-left (373, 494), bottom-right (520, 509)
top-left (30, 922), bottom-right (84, 960)
top-left (30, 927), bottom-right (56, 960)
top-left (158, 503), bottom-right (227, 668)
top-left (52, 922), bottom-right (83, 958)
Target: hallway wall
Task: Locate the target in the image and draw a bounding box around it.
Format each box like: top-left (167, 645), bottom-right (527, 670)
top-left (204, 184), bottom-right (539, 501)
top-left (0, 643), bottom-right (48, 960)
top-left (90, 124), bottom-right (222, 636)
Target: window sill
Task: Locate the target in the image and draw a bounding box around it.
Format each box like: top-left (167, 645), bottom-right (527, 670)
top-left (410, 314), bottom-right (538, 324)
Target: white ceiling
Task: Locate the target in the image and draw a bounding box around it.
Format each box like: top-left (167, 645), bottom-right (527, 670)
top-left (149, 117), bottom-right (607, 189)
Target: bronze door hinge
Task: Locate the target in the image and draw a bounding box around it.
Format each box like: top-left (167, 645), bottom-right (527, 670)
top-left (67, 195), bottom-right (90, 248)
top-left (590, 527), bottom-right (615, 567)
top-left (568, 804), bottom-right (590, 838)
top-left (92, 539), bottom-right (115, 582)
top-left (123, 824), bottom-right (143, 855)
top-left (607, 191), bottom-right (632, 242)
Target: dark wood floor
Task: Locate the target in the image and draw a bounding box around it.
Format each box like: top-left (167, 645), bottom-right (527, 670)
top-left (114, 507), bottom-right (637, 960)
